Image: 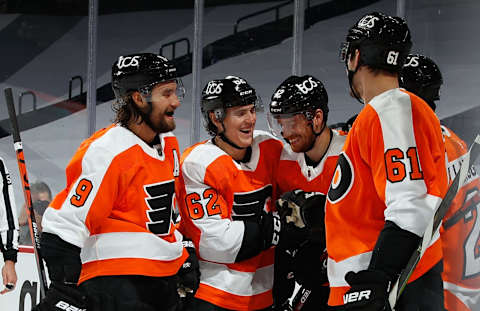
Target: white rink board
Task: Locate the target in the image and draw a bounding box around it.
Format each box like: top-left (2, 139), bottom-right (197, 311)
top-left (0, 246), bottom-right (49, 311)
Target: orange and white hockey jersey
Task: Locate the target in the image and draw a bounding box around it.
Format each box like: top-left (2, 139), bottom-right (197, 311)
top-left (441, 125), bottom-right (480, 311)
top-left (277, 130), bottom-right (345, 195)
top-left (325, 89), bottom-right (448, 306)
top-left (178, 130), bottom-right (283, 311)
top-left (42, 124), bottom-right (188, 284)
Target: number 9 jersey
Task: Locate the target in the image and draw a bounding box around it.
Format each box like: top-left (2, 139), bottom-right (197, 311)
top-left (441, 125), bottom-right (480, 311)
top-left (41, 124), bottom-right (188, 284)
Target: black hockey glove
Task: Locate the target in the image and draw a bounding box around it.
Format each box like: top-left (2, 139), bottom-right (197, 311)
top-left (274, 299), bottom-right (293, 311)
top-left (177, 239), bottom-right (200, 297)
top-left (342, 270), bottom-right (392, 311)
top-left (260, 211), bottom-right (309, 251)
top-left (276, 190), bottom-right (326, 233)
top-left (293, 241), bottom-right (328, 288)
top-left (273, 249), bottom-right (295, 307)
top-left (34, 233), bottom-right (88, 310)
top-left (33, 282), bottom-right (89, 311)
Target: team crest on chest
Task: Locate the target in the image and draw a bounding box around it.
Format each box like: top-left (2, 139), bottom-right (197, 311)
top-left (327, 152), bottom-right (354, 204)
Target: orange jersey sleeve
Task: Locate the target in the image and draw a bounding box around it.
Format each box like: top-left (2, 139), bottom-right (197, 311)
top-left (42, 125), bottom-right (187, 283)
top-left (325, 89), bottom-right (448, 306)
top-left (441, 125), bottom-right (480, 310)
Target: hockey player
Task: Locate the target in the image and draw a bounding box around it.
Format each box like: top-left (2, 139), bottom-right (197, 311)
top-left (325, 12), bottom-right (448, 310)
top-left (177, 75), bottom-right (309, 311)
top-left (400, 54), bottom-right (480, 311)
top-left (267, 75), bottom-right (345, 310)
top-left (0, 157), bottom-right (18, 295)
top-left (35, 53), bottom-right (199, 311)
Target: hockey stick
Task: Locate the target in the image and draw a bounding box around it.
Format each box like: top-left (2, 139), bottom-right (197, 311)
top-left (388, 134), bottom-right (480, 309)
top-left (292, 287), bottom-right (311, 310)
top-left (4, 88), bottom-right (48, 299)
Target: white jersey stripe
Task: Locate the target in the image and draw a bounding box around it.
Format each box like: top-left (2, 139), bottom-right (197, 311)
top-left (327, 251), bottom-right (372, 287)
top-left (444, 281), bottom-right (480, 309)
top-left (199, 260), bottom-right (274, 296)
top-left (80, 230), bottom-right (184, 263)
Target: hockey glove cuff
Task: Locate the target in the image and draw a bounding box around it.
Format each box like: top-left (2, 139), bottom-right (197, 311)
top-left (261, 211), bottom-right (309, 251)
top-left (33, 282), bottom-right (88, 311)
top-left (177, 239), bottom-right (200, 297)
top-left (294, 241), bottom-right (328, 288)
top-left (343, 270), bottom-right (392, 311)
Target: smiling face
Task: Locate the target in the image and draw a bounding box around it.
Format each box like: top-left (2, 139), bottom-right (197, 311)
top-left (215, 104), bottom-right (256, 148)
top-left (276, 113), bottom-right (316, 153)
top-left (142, 80), bottom-right (182, 133)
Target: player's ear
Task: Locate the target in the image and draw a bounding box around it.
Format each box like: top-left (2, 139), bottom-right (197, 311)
top-left (313, 109), bottom-right (324, 132)
top-left (131, 91), bottom-right (145, 108)
top-left (348, 49), bottom-right (360, 71)
top-left (209, 111), bottom-right (224, 132)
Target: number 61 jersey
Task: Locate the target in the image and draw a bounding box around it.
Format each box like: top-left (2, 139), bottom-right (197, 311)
top-left (42, 124), bottom-right (188, 284)
top-left (325, 89), bottom-right (448, 306)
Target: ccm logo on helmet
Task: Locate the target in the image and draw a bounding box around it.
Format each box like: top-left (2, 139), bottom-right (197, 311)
top-left (270, 107), bottom-right (282, 113)
top-left (327, 152), bottom-right (354, 204)
top-left (240, 89), bottom-right (253, 96)
top-left (343, 290), bottom-right (371, 304)
top-left (117, 56), bottom-right (140, 69)
top-left (357, 15), bottom-right (379, 28)
top-left (296, 76), bottom-right (318, 95)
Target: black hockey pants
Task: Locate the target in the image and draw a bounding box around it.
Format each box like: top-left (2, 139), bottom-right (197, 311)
top-left (395, 260), bottom-right (445, 311)
top-left (192, 297), bottom-right (273, 311)
top-left (80, 274), bottom-right (179, 311)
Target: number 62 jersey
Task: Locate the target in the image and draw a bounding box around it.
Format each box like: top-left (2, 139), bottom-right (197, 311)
top-left (42, 124), bottom-right (188, 284)
top-left (177, 130), bottom-right (283, 311)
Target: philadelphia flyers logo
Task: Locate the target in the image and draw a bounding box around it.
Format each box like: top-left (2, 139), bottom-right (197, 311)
top-left (327, 152), bottom-right (354, 203)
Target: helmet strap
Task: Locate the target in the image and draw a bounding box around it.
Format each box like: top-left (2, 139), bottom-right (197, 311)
top-left (347, 51), bottom-right (365, 105)
top-left (305, 120), bottom-right (326, 152)
top-left (348, 67), bottom-right (364, 105)
top-left (426, 100), bottom-right (437, 112)
top-left (132, 95), bottom-right (157, 136)
top-left (218, 132), bottom-right (248, 150)
top-left (212, 114), bottom-right (248, 150)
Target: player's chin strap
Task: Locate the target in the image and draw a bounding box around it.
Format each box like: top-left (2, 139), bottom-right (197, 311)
top-left (218, 128), bottom-right (248, 150)
top-left (131, 94), bottom-right (158, 138)
top-left (347, 59), bottom-right (365, 105)
top-left (304, 120), bottom-right (327, 153)
top-left (427, 100), bottom-right (437, 112)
